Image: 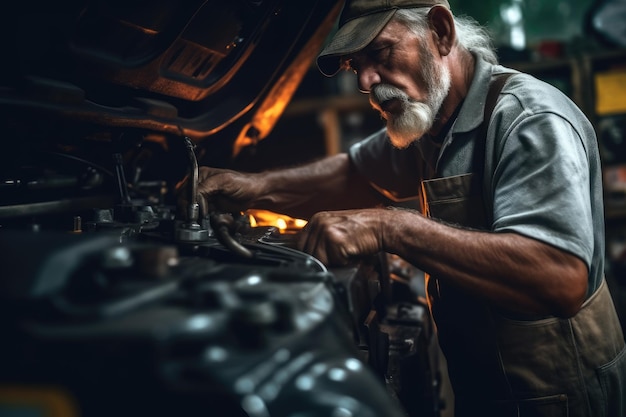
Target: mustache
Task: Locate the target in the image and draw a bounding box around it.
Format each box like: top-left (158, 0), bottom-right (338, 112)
top-left (369, 84), bottom-right (411, 109)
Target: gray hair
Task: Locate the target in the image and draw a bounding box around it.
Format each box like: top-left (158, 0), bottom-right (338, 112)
top-left (394, 8), bottom-right (499, 65)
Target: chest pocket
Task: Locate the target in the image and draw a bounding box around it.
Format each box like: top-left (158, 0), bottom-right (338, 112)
top-left (421, 172), bottom-right (488, 229)
top-left (420, 73), bottom-right (516, 231)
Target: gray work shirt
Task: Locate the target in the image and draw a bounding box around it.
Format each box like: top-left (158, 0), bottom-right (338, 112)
top-left (349, 56), bottom-right (605, 296)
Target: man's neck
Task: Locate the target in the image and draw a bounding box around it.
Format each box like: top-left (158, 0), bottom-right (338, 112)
top-left (429, 50), bottom-right (475, 137)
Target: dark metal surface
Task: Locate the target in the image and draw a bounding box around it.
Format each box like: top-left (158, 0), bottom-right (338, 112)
top-left (0, 1), bottom-right (443, 415)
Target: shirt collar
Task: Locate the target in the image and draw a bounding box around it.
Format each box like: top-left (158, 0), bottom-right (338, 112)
top-left (451, 54), bottom-right (495, 135)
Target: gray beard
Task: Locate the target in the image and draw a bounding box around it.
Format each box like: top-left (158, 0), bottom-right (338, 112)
top-left (369, 62), bottom-right (451, 149)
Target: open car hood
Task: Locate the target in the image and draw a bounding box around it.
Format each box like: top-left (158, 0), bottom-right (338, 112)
top-left (0, 0), bottom-right (341, 157)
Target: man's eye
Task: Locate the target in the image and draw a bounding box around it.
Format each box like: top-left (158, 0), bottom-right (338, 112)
top-left (340, 45), bottom-right (390, 74)
top-left (370, 46), bottom-right (390, 61)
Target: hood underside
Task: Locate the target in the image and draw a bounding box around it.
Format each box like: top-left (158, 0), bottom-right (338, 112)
top-left (0, 0), bottom-right (341, 146)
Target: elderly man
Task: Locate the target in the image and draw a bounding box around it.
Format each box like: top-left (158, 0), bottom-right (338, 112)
top-left (191, 0), bottom-right (626, 415)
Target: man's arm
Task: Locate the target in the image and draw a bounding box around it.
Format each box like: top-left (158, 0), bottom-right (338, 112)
top-left (196, 153), bottom-right (386, 219)
top-left (386, 209), bottom-right (588, 318)
top-left (297, 207), bottom-right (588, 318)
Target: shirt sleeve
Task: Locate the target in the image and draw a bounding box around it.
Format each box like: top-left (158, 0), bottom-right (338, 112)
top-left (491, 111), bottom-right (594, 268)
top-left (349, 128), bottom-right (426, 201)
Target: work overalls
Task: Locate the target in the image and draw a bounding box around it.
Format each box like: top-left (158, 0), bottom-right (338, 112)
top-left (420, 76), bottom-right (626, 417)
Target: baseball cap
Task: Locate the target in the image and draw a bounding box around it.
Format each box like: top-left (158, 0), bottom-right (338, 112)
top-left (316, 0), bottom-right (451, 76)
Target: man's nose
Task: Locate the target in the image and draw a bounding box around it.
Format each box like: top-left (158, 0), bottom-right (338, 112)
top-left (357, 67), bottom-right (381, 94)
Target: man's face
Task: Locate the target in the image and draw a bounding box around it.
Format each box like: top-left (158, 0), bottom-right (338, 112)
top-left (344, 19), bottom-right (451, 148)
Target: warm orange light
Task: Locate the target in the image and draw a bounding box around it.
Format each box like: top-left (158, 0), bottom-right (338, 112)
top-left (248, 215), bottom-right (258, 228)
top-left (231, 1), bottom-right (344, 158)
top-left (276, 218), bottom-right (287, 230)
top-left (246, 209), bottom-right (307, 234)
top-left (294, 219), bottom-right (308, 229)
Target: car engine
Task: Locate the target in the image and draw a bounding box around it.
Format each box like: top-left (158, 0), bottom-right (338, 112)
top-left (0, 1), bottom-right (443, 416)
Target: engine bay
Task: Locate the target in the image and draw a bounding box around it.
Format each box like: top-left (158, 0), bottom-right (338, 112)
top-left (0, 1), bottom-right (443, 416)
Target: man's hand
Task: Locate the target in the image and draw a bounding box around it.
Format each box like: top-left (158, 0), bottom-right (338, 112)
top-left (177, 167), bottom-right (263, 217)
top-left (296, 208), bottom-right (386, 266)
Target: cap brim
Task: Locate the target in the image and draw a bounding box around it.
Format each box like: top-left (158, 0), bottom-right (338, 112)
top-left (316, 9), bottom-right (397, 77)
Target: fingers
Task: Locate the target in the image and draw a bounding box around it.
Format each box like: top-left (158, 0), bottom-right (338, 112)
top-left (297, 215), bottom-right (321, 258)
top-left (175, 170), bottom-right (215, 219)
top-left (196, 166), bottom-right (226, 196)
top-left (296, 211), bottom-right (363, 266)
top-left (197, 193), bottom-right (209, 217)
top-left (177, 166), bottom-right (251, 218)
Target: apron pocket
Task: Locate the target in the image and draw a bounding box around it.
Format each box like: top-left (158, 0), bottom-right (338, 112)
top-left (421, 173), bottom-right (487, 228)
top-left (596, 344), bottom-right (626, 417)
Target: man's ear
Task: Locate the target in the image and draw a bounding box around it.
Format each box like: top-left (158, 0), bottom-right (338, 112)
top-left (427, 5), bottom-right (456, 56)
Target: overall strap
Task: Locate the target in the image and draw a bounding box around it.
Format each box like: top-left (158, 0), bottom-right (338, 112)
top-left (473, 72), bottom-right (515, 225)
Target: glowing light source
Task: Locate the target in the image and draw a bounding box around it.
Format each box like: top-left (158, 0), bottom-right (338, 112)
top-left (246, 209), bottom-right (307, 234)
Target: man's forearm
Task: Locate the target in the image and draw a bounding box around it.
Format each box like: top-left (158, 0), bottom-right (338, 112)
top-left (382, 208), bottom-right (588, 318)
top-left (253, 153), bottom-right (385, 219)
